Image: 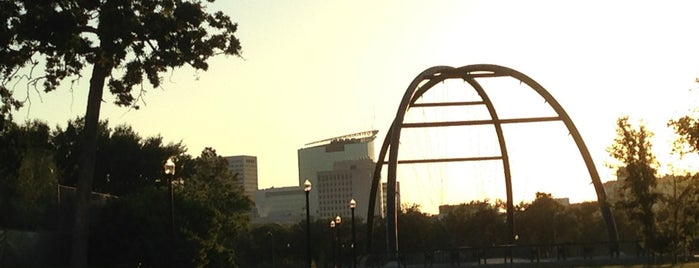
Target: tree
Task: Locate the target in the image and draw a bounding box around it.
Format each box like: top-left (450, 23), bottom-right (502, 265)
top-left (398, 204), bottom-right (439, 252)
top-left (53, 118), bottom-right (185, 195)
top-left (90, 147), bottom-right (252, 267)
top-left (566, 202), bottom-right (609, 243)
top-left (607, 116), bottom-right (660, 251)
top-left (440, 200), bottom-right (506, 248)
top-left (665, 116), bottom-right (699, 258)
top-left (177, 147), bottom-right (252, 267)
top-left (669, 115), bottom-right (699, 155)
top-left (516, 193), bottom-right (566, 245)
top-left (0, 120), bottom-right (58, 229)
top-left (1, 2), bottom-right (241, 266)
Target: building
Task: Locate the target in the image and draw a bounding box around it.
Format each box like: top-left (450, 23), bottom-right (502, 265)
top-left (317, 159), bottom-right (382, 220)
top-left (224, 155), bottom-right (258, 203)
top-left (298, 130), bottom-right (378, 218)
top-left (253, 186), bottom-right (306, 224)
top-left (381, 181), bottom-right (400, 218)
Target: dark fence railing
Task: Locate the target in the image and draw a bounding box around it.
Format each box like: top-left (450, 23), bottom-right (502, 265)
top-left (360, 241), bottom-right (697, 267)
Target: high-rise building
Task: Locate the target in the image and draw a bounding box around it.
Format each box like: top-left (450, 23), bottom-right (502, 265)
top-left (317, 159), bottom-right (382, 220)
top-left (253, 186), bottom-right (306, 224)
top-left (224, 155), bottom-right (258, 203)
top-left (382, 181), bottom-right (400, 218)
top-left (298, 130), bottom-right (378, 218)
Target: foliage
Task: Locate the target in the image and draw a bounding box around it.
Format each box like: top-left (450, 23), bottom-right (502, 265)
top-left (52, 117), bottom-right (185, 195)
top-left (89, 188), bottom-right (171, 267)
top-left (90, 147), bottom-right (252, 268)
top-left (516, 193), bottom-right (567, 245)
top-left (607, 116), bottom-right (661, 251)
top-left (669, 115), bottom-right (699, 155)
top-left (0, 120), bottom-right (58, 229)
top-left (398, 204), bottom-right (443, 251)
top-left (1, 2), bottom-right (242, 266)
top-left (0, 0), bottom-right (241, 111)
top-left (177, 147), bottom-right (252, 267)
top-left (668, 114), bottom-right (699, 256)
top-left (440, 200), bottom-right (506, 248)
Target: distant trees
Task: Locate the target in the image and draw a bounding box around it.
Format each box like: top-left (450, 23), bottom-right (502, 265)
top-left (515, 193), bottom-right (567, 245)
top-left (52, 118), bottom-right (185, 195)
top-left (668, 115), bottom-right (699, 257)
top-left (440, 200), bottom-right (506, 248)
top-left (0, 119), bottom-right (253, 267)
top-left (607, 116), bottom-right (661, 251)
top-left (604, 114), bottom-right (699, 257)
top-left (90, 147), bottom-right (252, 268)
top-left (0, 120), bottom-right (58, 229)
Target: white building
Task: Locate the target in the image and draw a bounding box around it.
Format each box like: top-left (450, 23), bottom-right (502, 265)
top-left (224, 155), bottom-right (258, 203)
top-left (254, 186), bottom-right (306, 224)
top-left (317, 159), bottom-right (382, 220)
top-left (298, 130), bottom-right (378, 218)
top-left (382, 181), bottom-right (400, 218)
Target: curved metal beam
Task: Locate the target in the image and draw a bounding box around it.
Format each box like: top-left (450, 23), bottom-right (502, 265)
top-left (454, 64), bottom-right (619, 244)
top-left (385, 66), bottom-right (451, 261)
top-left (463, 76), bottom-right (515, 244)
top-left (365, 64), bottom-right (619, 261)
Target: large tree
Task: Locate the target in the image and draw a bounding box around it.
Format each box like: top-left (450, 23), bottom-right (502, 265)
top-left (52, 118), bottom-right (185, 195)
top-left (0, 120), bottom-right (58, 230)
top-left (667, 116), bottom-right (699, 257)
top-left (515, 192), bottom-right (567, 245)
top-left (90, 147), bottom-right (252, 267)
top-left (607, 116), bottom-right (660, 251)
top-left (0, 1), bottom-right (241, 267)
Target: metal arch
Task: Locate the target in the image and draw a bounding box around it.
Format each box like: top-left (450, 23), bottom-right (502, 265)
top-left (366, 64), bottom-right (619, 261)
top-left (453, 64), bottom-right (619, 244)
top-left (462, 76), bottom-right (515, 244)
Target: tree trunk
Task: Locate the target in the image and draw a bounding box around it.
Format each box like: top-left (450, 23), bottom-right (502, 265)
top-left (70, 62), bottom-right (109, 268)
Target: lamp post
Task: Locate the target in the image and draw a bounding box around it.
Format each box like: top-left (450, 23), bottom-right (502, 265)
top-left (330, 220), bottom-right (337, 268)
top-left (304, 179), bottom-right (312, 268)
top-left (349, 199), bottom-right (357, 268)
top-left (335, 215), bottom-right (342, 268)
top-left (163, 158), bottom-right (176, 238)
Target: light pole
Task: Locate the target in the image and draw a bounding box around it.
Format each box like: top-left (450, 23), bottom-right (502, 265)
top-left (335, 215), bottom-right (342, 268)
top-left (304, 179), bottom-right (312, 268)
top-left (349, 199), bottom-right (357, 268)
top-left (330, 220), bottom-right (337, 268)
top-left (163, 158), bottom-right (176, 238)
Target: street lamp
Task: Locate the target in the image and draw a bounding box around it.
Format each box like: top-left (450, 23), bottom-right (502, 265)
top-left (330, 220), bottom-right (337, 268)
top-left (163, 158), bottom-right (176, 238)
top-left (304, 179), bottom-right (312, 268)
top-left (335, 215), bottom-right (342, 268)
top-left (349, 199), bottom-right (357, 268)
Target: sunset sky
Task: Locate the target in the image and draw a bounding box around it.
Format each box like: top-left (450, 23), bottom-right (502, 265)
top-left (13, 1), bottom-right (699, 213)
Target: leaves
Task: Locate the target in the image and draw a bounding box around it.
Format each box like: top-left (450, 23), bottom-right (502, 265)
top-left (0, 0), bottom-right (242, 116)
top-left (607, 116), bottom-right (661, 251)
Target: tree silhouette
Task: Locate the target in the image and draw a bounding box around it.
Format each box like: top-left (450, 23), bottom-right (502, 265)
top-left (608, 116), bottom-right (660, 251)
top-left (1, 2), bottom-right (241, 267)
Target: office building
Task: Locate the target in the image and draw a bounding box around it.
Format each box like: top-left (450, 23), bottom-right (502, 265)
top-left (298, 130), bottom-right (378, 218)
top-left (317, 159), bottom-right (382, 220)
top-left (224, 155), bottom-right (258, 203)
top-left (254, 186), bottom-right (306, 224)
top-left (382, 181), bottom-right (400, 218)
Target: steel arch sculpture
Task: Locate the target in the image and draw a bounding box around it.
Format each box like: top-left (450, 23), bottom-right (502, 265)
top-left (365, 64), bottom-right (619, 261)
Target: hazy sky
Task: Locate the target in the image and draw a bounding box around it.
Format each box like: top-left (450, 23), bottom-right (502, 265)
top-left (13, 1), bottom-right (699, 213)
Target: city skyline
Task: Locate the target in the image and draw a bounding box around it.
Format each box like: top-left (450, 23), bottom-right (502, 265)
top-left (11, 1), bottom-right (699, 213)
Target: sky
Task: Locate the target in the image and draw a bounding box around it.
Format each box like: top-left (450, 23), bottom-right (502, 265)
top-left (12, 1), bottom-right (699, 214)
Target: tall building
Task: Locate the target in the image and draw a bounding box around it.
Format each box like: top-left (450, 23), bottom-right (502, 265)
top-left (254, 186), bottom-right (306, 224)
top-left (317, 159), bottom-right (382, 220)
top-left (298, 130), bottom-right (378, 218)
top-left (382, 181), bottom-right (400, 218)
top-left (224, 155), bottom-right (258, 203)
